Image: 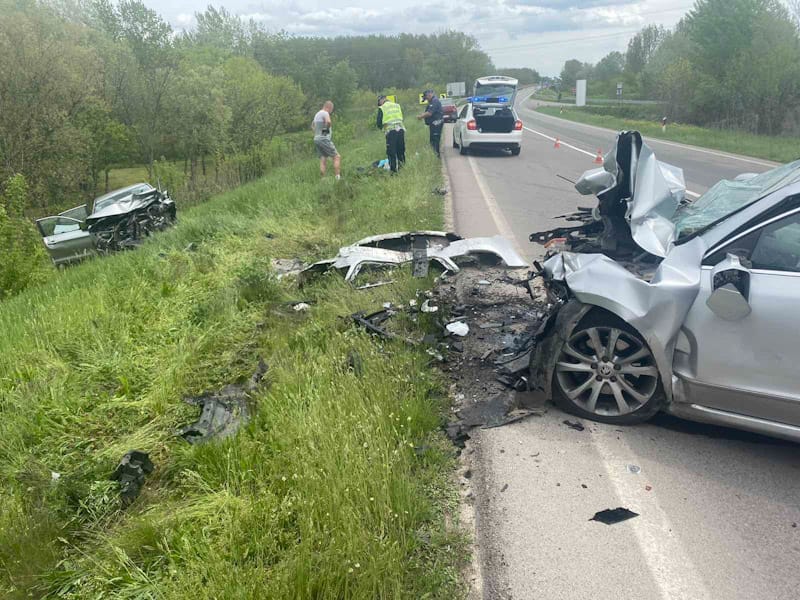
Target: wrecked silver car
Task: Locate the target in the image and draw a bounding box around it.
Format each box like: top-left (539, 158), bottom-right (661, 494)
top-left (530, 131), bottom-right (800, 442)
top-left (36, 183), bottom-right (176, 266)
top-left (301, 231), bottom-right (527, 282)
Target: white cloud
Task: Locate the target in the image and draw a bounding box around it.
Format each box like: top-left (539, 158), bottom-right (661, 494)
top-left (145, 0), bottom-right (693, 74)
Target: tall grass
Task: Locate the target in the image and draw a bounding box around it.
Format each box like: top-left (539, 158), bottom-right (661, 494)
top-left (0, 119), bottom-right (466, 598)
top-left (536, 106), bottom-right (797, 163)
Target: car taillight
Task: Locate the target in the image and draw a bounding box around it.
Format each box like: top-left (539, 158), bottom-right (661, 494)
top-left (514, 120), bottom-right (523, 130)
top-left (467, 120), bottom-right (477, 130)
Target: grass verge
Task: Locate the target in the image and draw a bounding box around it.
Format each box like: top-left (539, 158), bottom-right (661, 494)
top-left (0, 120), bottom-right (467, 598)
top-left (536, 105), bottom-right (797, 164)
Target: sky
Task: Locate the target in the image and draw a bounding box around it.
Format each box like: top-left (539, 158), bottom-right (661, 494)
top-left (145, 0), bottom-right (698, 75)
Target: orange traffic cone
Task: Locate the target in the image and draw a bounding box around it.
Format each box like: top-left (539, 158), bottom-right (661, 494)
top-left (594, 149), bottom-right (603, 164)
top-left (554, 138), bottom-right (561, 149)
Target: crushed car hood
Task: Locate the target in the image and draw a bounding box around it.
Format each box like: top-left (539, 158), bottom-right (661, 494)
top-left (86, 189), bottom-right (165, 222)
top-left (575, 131), bottom-right (685, 257)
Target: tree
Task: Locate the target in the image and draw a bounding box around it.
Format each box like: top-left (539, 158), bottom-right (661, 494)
top-left (594, 52), bottom-right (625, 82)
top-left (560, 59), bottom-right (592, 89)
top-left (625, 25), bottom-right (667, 74)
top-left (328, 61), bottom-right (358, 111)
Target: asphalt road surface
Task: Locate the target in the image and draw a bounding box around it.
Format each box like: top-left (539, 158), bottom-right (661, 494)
top-left (444, 91), bottom-right (800, 600)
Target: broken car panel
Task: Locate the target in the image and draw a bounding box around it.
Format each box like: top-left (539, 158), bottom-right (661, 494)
top-left (301, 231), bottom-right (527, 283)
top-left (530, 131), bottom-right (800, 442)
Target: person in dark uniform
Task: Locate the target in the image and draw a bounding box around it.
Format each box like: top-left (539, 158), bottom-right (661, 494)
top-left (376, 95), bottom-right (405, 173)
top-left (417, 89), bottom-right (444, 157)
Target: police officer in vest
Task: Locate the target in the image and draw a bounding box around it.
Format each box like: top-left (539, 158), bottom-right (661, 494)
top-left (377, 95), bottom-right (405, 173)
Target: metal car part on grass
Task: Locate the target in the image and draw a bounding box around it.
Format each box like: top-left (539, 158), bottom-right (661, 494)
top-left (301, 231), bottom-right (527, 283)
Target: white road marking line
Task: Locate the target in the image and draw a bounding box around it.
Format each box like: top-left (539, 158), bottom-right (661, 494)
top-left (592, 431), bottom-right (712, 600)
top-left (522, 125), bottom-right (704, 199)
top-left (465, 154), bottom-right (527, 258)
top-left (527, 104), bottom-right (778, 168)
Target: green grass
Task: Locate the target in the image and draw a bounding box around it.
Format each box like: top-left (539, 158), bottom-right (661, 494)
top-left (0, 120), bottom-right (467, 598)
top-left (536, 105), bottom-right (799, 164)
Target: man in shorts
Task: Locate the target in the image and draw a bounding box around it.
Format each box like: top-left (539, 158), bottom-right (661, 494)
top-left (312, 100), bottom-right (341, 179)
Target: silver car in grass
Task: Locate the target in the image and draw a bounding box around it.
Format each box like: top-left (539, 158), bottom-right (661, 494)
top-left (530, 131), bottom-right (800, 442)
top-left (36, 183), bottom-right (175, 266)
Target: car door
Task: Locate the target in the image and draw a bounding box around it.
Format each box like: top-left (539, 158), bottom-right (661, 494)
top-left (35, 215), bottom-right (95, 265)
top-left (676, 206), bottom-right (800, 426)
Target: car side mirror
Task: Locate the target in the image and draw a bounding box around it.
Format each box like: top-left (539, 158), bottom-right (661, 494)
top-left (707, 254), bottom-right (751, 321)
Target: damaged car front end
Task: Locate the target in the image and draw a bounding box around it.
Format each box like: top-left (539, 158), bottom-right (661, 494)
top-left (529, 131), bottom-right (800, 441)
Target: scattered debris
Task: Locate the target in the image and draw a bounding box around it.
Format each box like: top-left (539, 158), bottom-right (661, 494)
top-left (421, 299), bottom-right (438, 313)
top-left (111, 450), bottom-right (154, 505)
top-left (264, 232), bottom-right (276, 239)
top-left (627, 464), bottom-right (641, 474)
top-left (581, 484), bottom-right (588, 489)
top-left (432, 186), bottom-right (448, 196)
top-left (500, 484), bottom-right (509, 493)
top-left (179, 360), bottom-right (268, 444)
top-left (563, 420), bottom-right (585, 432)
top-left (351, 311), bottom-right (417, 346)
top-left (51, 471), bottom-right (61, 482)
top-left (271, 258), bottom-right (306, 280)
top-left (184, 242), bottom-right (197, 252)
top-left (446, 321), bottom-right (470, 337)
top-left (645, 485), bottom-right (653, 492)
top-left (590, 507), bottom-right (639, 525)
top-left (356, 280), bottom-right (395, 290)
top-left (477, 280), bottom-right (491, 286)
top-left (292, 302), bottom-right (310, 311)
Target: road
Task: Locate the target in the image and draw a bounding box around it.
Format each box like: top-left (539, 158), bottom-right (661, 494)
top-left (444, 91), bottom-right (800, 600)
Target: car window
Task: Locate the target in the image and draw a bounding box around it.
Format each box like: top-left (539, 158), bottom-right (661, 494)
top-left (704, 210), bottom-right (800, 272)
top-left (459, 105), bottom-right (469, 119)
top-left (750, 212), bottom-right (800, 272)
top-left (37, 216), bottom-right (82, 237)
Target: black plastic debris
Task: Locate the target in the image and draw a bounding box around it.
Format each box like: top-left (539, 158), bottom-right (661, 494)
top-left (444, 422), bottom-right (471, 449)
top-left (563, 419), bottom-right (586, 432)
top-left (351, 311), bottom-right (417, 346)
top-left (590, 507), bottom-right (639, 525)
top-left (179, 360), bottom-right (268, 444)
top-left (111, 450), bottom-right (154, 505)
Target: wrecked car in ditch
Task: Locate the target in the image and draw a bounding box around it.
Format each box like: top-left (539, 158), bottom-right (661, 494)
top-left (36, 183), bottom-right (176, 266)
top-left (529, 131), bottom-right (800, 442)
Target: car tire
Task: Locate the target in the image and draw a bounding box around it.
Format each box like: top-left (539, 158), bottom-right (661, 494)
top-left (459, 140), bottom-right (469, 155)
top-left (453, 136), bottom-right (459, 149)
top-left (511, 147), bottom-right (521, 156)
top-left (552, 310), bottom-right (665, 425)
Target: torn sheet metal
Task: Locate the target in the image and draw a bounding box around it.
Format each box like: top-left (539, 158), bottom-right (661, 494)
top-left (301, 232), bottom-right (528, 283)
top-left (111, 450), bottom-right (154, 505)
top-left (573, 131), bottom-right (686, 257)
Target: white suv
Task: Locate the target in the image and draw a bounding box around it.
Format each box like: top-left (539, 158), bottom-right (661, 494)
top-left (452, 76), bottom-right (523, 156)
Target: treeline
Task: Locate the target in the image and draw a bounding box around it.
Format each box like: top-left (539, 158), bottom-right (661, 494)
top-left (558, 0), bottom-right (800, 135)
top-left (0, 0), bottom-right (494, 213)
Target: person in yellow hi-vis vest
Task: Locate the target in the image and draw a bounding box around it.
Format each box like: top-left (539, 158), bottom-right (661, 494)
top-left (376, 95), bottom-right (405, 173)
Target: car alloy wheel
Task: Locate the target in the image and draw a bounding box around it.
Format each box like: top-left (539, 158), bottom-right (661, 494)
top-left (555, 324), bottom-right (660, 419)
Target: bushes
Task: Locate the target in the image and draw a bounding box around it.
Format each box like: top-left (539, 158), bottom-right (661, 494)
top-left (0, 175), bottom-right (49, 298)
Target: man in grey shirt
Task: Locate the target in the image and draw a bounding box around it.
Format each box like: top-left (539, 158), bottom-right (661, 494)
top-left (312, 100), bottom-right (341, 180)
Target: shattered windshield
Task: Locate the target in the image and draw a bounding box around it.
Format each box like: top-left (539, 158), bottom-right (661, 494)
top-left (673, 161), bottom-right (800, 239)
top-left (94, 184), bottom-right (152, 212)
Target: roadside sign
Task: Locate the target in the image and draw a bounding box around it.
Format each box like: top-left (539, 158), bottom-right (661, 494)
top-left (446, 81), bottom-right (466, 97)
top-left (616, 82), bottom-right (623, 97)
top-left (575, 79), bottom-right (587, 107)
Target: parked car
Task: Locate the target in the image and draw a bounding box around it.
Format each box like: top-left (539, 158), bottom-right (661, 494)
top-left (36, 183), bottom-right (176, 266)
top-left (452, 102), bottom-right (523, 155)
top-left (441, 98), bottom-right (458, 123)
top-left (528, 131), bottom-right (800, 442)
